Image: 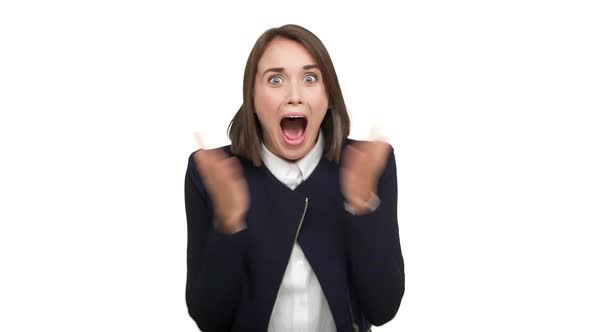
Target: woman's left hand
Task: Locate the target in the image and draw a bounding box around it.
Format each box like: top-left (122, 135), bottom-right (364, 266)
top-left (340, 140), bottom-right (391, 215)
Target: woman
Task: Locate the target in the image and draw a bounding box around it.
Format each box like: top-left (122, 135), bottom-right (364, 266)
top-left (184, 24), bottom-right (404, 332)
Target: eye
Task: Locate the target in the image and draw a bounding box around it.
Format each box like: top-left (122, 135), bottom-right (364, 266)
top-left (304, 74), bottom-right (318, 83)
top-left (269, 75), bottom-right (283, 85)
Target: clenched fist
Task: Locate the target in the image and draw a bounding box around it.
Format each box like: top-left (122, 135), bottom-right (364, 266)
top-left (193, 148), bottom-right (250, 234)
top-left (340, 140), bottom-right (390, 215)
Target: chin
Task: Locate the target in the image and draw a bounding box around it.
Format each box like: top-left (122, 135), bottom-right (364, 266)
top-left (279, 149), bottom-right (308, 161)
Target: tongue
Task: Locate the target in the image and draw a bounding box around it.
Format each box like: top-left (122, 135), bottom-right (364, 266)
top-left (281, 118), bottom-right (305, 139)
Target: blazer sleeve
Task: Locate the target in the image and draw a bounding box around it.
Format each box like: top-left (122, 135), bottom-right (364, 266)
top-left (184, 150), bottom-right (248, 332)
top-left (344, 145), bottom-right (405, 326)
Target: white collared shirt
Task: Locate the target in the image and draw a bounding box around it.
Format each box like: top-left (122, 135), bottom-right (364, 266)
top-left (262, 131), bottom-right (337, 332)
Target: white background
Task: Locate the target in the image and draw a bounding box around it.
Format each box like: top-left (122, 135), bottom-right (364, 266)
top-left (1, 0), bottom-right (589, 331)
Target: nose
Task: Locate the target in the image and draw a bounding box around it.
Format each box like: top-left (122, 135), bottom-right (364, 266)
top-left (286, 82), bottom-right (303, 106)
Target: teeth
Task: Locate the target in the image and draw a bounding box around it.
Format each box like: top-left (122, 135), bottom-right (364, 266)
top-left (286, 115), bottom-right (305, 119)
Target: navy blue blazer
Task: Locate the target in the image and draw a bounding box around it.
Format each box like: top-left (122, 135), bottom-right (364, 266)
top-left (184, 140), bottom-right (404, 332)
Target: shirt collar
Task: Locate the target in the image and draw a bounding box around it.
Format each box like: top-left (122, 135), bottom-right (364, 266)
top-left (261, 131), bottom-right (324, 184)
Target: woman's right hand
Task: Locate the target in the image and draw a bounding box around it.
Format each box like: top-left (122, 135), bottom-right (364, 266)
top-left (193, 147), bottom-right (250, 234)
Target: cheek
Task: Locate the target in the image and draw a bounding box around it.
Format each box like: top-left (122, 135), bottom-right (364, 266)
top-left (309, 90), bottom-right (329, 114)
top-left (254, 89), bottom-right (281, 128)
top-left (307, 84), bottom-right (328, 103)
top-left (312, 110), bottom-right (328, 128)
top-left (308, 92), bottom-right (329, 127)
top-left (255, 88), bottom-right (280, 113)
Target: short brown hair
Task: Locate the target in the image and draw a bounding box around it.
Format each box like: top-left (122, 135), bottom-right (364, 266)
top-left (227, 24), bottom-right (350, 166)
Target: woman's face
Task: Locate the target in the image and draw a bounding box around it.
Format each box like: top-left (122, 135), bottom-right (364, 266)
top-left (254, 37), bottom-right (329, 161)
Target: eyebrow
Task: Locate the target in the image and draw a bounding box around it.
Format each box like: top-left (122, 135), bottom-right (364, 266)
top-left (261, 64), bottom-right (320, 76)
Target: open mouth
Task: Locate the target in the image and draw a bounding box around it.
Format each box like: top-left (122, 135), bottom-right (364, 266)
top-left (280, 114), bottom-right (308, 145)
